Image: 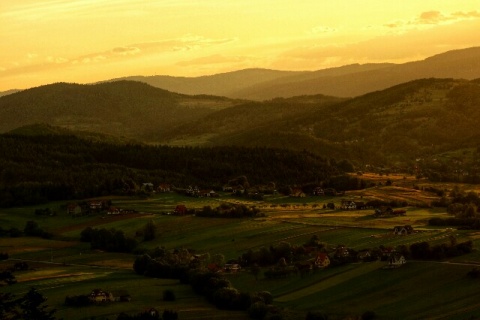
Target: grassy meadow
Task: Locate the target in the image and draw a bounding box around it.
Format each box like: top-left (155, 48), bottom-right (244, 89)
top-left (2, 178), bottom-right (480, 319)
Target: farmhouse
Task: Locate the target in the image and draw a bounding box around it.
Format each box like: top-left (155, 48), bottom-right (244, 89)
top-left (88, 200), bottom-right (104, 211)
top-left (387, 253), bottom-right (406, 268)
top-left (174, 204), bottom-right (187, 216)
top-left (224, 263), bottom-right (241, 273)
top-left (157, 183), bottom-right (171, 193)
top-left (290, 188), bottom-right (306, 198)
top-left (89, 289), bottom-right (113, 303)
top-left (199, 190), bottom-right (219, 197)
top-left (341, 200), bottom-right (357, 210)
top-left (312, 187), bottom-right (324, 196)
top-left (357, 249), bottom-right (373, 261)
top-left (334, 245), bottom-right (350, 259)
top-left (186, 185), bottom-right (200, 197)
top-left (67, 203), bottom-right (82, 216)
top-left (314, 253), bottom-right (330, 268)
top-left (107, 207), bottom-right (120, 215)
top-left (393, 225), bottom-right (414, 235)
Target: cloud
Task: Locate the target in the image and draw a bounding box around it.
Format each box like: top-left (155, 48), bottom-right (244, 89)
top-left (272, 18), bottom-right (480, 70)
top-left (452, 11), bottom-right (480, 18)
top-left (386, 10), bottom-right (480, 30)
top-left (418, 11), bottom-right (446, 24)
top-left (112, 46), bottom-right (141, 56)
top-left (46, 56), bottom-right (69, 64)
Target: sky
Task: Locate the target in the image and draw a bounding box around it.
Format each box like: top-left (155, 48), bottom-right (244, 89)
top-left (1, 0), bottom-right (480, 91)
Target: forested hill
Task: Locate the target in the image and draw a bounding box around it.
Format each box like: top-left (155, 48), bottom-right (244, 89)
top-left (161, 78), bottom-right (480, 166)
top-left (0, 133), bottom-right (346, 207)
top-left (0, 81), bottom-right (242, 139)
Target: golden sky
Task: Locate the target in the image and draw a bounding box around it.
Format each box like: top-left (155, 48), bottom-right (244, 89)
top-left (1, 0), bottom-right (480, 91)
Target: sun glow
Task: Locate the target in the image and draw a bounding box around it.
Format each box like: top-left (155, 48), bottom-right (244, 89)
top-left (1, 0), bottom-right (479, 91)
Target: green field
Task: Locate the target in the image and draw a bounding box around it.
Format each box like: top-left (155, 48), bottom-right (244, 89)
top-left (2, 189), bottom-right (480, 319)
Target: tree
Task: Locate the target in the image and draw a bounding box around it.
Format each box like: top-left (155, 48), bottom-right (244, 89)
top-left (248, 301), bottom-right (268, 319)
top-left (251, 264), bottom-right (261, 281)
top-left (143, 220), bottom-right (156, 241)
top-left (18, 288), bottom-right (56, 320)
top-left (211, 254), bottom-right (225, 268)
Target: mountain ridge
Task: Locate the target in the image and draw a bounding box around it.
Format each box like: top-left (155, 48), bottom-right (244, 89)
top-left (104, 47), bottom-right (480, 100)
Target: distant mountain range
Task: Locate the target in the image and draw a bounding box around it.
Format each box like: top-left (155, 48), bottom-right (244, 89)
top-left (2, 47), bottom-right (480, 166)
top-left (106, 47), bottom-right (480, 100)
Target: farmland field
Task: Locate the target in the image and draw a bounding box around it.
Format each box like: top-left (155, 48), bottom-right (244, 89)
top-left (2, 184), bottom-right (480, 319)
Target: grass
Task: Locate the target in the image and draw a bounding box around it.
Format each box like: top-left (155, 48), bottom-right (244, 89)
top-left (3, 185), bottom-right (480, 319)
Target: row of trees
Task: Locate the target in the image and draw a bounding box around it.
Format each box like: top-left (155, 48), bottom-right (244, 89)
top-left (132, 249), bottom-right (276, 319)
top-left (0, 133), bottom-right (348, 207)
top-left (196, 204), bottom-right (263, 218)
top-left (80, 227), bottom-right (137, 253)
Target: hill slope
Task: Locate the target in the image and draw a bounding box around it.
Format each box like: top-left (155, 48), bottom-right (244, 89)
top-left (159, 78), bottom-right (480, 165)
top-left (0, 81), bottom-right (242, 139)
top-left (108, 68), bottom-right (306, 97)
top-left (231, 47), bottom-right (480, 99)
top-left (107, 47), bottom-right (480, 100)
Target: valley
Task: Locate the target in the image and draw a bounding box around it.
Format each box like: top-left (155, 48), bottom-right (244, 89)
top-left (2, 175), bottom-right (480, 319)
top-left (1, 46), bottom-right (480, 320)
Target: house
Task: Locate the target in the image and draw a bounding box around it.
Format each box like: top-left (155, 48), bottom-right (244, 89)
top-left (381, 247), bottom-right (396, 259)
top-left (107, 207), bottom-right (120, 215)
top-left (222, 185), bottom-right (234, 192)
top-left (393, 225), bottom-right (414, 235)
top-left (341, 200), bottom-right (357, 210)
top-left (314, 253), bottom-right (330, 268)
top-left (199, 190), bottom-right (219, 198)
top-left (157, 183), bottom-right (171, 193)
top-left (186, 186), bottom-right (200, 197)
top-left (111, 290), bottom-right (131, 302)
top-left (357, 249), bottom-right (372, 261)
top-left (88, 200), bottom-right (106, 212)
top-left (144, 308), bottom-right (159, 318)
top-left (174, 204), bottom-right (187, 216)
top-left (67, 204), bottom-right (82, 216)
top-left (207, 263), bottom-right (221, 273)
top-left (312, 187), bottom-right (324, 196)
top-left (232, 185), bottom-right (245, 195)
top-left (290, 188), bottom-right (306, 198)
top-left (387, 254), bottom-right (406, 268)
top-left (334, 245), bottom-right (350, 259)
top-left (89, 289), bottom-right (113, 303)
top-left (224, 263), bottom-right (241, 273)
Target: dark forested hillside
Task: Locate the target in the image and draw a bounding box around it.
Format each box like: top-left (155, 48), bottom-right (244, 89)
top-left (0, 133), bottom-right (342, 207)
top-left (162, 78), bottom-right (480, 167)
top-left (0, 81), bottom-right (242, 140)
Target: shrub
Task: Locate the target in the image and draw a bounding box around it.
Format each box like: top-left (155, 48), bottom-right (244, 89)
top-left (163, 289), bottom-right (176, 301)
top-left (162, 309), bottom-right (178, 320)
top-left (248, 301), bottom-right (268, 319)
top-left (305, 311), bottom-right (328, 320)
top-left (362, 310), bottom-right (377, 320)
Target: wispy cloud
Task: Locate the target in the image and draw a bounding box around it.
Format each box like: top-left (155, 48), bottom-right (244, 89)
top-left (385, 10), bottom-right (480, 30)
top-left (0, 34), bottom-right (236, 76)
top-left (309, 25), bottom-right (337, 35)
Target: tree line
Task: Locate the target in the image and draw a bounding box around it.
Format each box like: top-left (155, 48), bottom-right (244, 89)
top-left (0, 133), bottom-right (346, 207)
